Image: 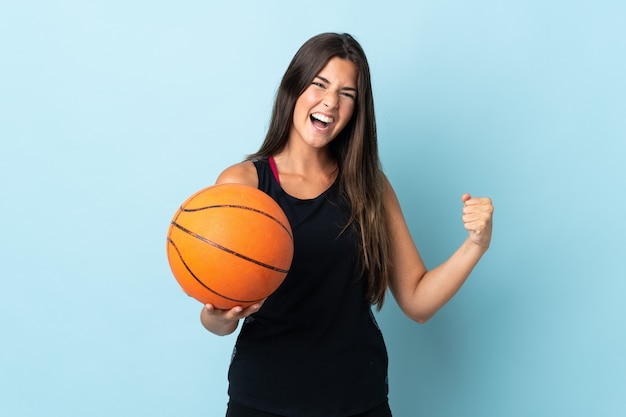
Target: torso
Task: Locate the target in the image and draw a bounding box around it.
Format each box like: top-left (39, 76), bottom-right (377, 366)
top-left (226, 157), bottom-right (389, 417)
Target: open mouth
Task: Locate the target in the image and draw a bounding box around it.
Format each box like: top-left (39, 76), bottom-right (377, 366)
top-left (310, 113), bottom-right (333, 129)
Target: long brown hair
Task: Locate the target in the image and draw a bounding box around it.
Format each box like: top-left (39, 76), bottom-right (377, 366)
top-left (248, 33), bottom-right (390, 309)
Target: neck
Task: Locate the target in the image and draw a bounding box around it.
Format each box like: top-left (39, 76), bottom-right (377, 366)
top-left (273, 144), bottom-right (336, 177)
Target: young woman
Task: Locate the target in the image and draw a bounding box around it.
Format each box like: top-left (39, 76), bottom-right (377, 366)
top-left (200, 33), bottom-right (494, 417)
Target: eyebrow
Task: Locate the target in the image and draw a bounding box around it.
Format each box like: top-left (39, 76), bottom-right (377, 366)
top-left (315, 75), bottom-right (358, 92)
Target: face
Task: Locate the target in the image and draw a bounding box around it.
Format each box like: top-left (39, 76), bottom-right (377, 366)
top-left (289, 57), bottom-right (358, 150)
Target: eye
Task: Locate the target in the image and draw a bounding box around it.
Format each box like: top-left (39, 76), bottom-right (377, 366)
top-left (311, 81), bottom-right (325, 89)
top-left (340, 91), bottom-right (355, 100)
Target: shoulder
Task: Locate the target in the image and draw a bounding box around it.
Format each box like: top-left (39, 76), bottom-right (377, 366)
top-left (382, 173), bottom-right (404, 220)
top-left (381, 173), bottom-right (397, 203)
top-left (215, 160), bottom-right (258, 187)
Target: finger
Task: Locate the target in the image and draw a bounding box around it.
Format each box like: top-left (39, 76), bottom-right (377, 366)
top-left (463, 197), bottom-right (493, 206)
top-left (463, 213), bottom-right (485, 223)
top-left (241, 303), bottom-right (261, 318)
top-left (461, 193), bottom-right (471, 203)
top-left (463, 204), bottom-right (494, 222)
top-left (222, 305), bottom-right (244, 320)
top-left (464, 207), bottom-right (493, 222)
top-left (464, 218), bottom-right (489, 231)
top-left (463, 205), bottom-right (492, 221)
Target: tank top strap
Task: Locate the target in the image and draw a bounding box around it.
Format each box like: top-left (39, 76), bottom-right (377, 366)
top-left (251, 157), bottom-right (274, 192)
top-left (268, 155), bottom-right (280, 184)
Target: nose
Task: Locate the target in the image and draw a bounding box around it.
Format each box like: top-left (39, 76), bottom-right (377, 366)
top-left (322, 91), bottom-right (339, 109)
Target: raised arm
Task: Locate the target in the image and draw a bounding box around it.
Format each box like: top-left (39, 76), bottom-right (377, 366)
top-left (384, 176), bottom-right (493, 323)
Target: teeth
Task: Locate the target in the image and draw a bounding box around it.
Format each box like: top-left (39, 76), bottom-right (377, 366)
top-left (311, 113), bottom-right (333, 124)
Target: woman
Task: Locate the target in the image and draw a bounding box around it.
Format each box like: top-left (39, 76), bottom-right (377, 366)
top-left (200, 33), bottom-right (494, 417)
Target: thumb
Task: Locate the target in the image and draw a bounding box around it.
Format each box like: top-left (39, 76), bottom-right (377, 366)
top-left (462, 193), bottom-right (472, 203)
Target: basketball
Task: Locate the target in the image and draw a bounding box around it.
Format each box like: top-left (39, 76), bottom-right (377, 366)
top-left (166, 183), bottom-right (294, 309)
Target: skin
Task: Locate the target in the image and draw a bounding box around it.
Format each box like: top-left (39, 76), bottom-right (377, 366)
top-left (200, 57), bottom-right (494, 335)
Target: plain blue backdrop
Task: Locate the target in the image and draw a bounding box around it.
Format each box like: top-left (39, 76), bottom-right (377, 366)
top-left (1, 1), bottom-right (624, 416)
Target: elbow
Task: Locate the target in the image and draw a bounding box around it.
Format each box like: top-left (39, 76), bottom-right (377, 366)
top-left (402, 306), bottom-right (435, 324)
top-left (411, 313), bottom-right (433, 325)
top-left (392, 285), bottom-right (438, 324)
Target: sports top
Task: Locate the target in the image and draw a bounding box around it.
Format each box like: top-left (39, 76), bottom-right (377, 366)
top-left (227, 157), bottom-right (389, 417)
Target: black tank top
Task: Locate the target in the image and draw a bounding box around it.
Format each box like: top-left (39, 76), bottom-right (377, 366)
top-left (227, 158), bottom-right (389, 417)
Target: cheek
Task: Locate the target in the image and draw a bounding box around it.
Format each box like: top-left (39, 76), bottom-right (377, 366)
top-left (300, 88), bottom-right (322, 104)
top-left (293, 99), bottom-right (310, 121)
top-left (294, 92), bottom-right (317, 117)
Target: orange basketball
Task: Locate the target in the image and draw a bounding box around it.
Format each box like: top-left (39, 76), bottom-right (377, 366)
top-left (166, 183), bottom-right (293, 309)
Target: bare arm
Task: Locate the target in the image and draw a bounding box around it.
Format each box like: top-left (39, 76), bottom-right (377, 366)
top-left (385, 176), bottom-right (494, 323)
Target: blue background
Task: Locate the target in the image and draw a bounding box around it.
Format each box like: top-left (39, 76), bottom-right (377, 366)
top-left (1, 1), bottom-right (624, 416)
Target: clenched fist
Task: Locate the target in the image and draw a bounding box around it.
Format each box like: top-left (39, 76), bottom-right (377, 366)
top-left (461, 193), bottom-right (493, 248)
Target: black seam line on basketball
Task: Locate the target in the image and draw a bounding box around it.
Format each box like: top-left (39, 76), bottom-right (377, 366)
top-left (170, 221), bottom-right (290, 273)
top-left (167, 238), bottom-right (265, 303)
top-left (180, 204), bottom-right (293, 241)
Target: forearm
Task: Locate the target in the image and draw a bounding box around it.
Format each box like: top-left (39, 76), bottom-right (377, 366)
top-left (407, 237), bottom-right (488, 323)
top-left (384, 182), bottom-right (494, 324)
